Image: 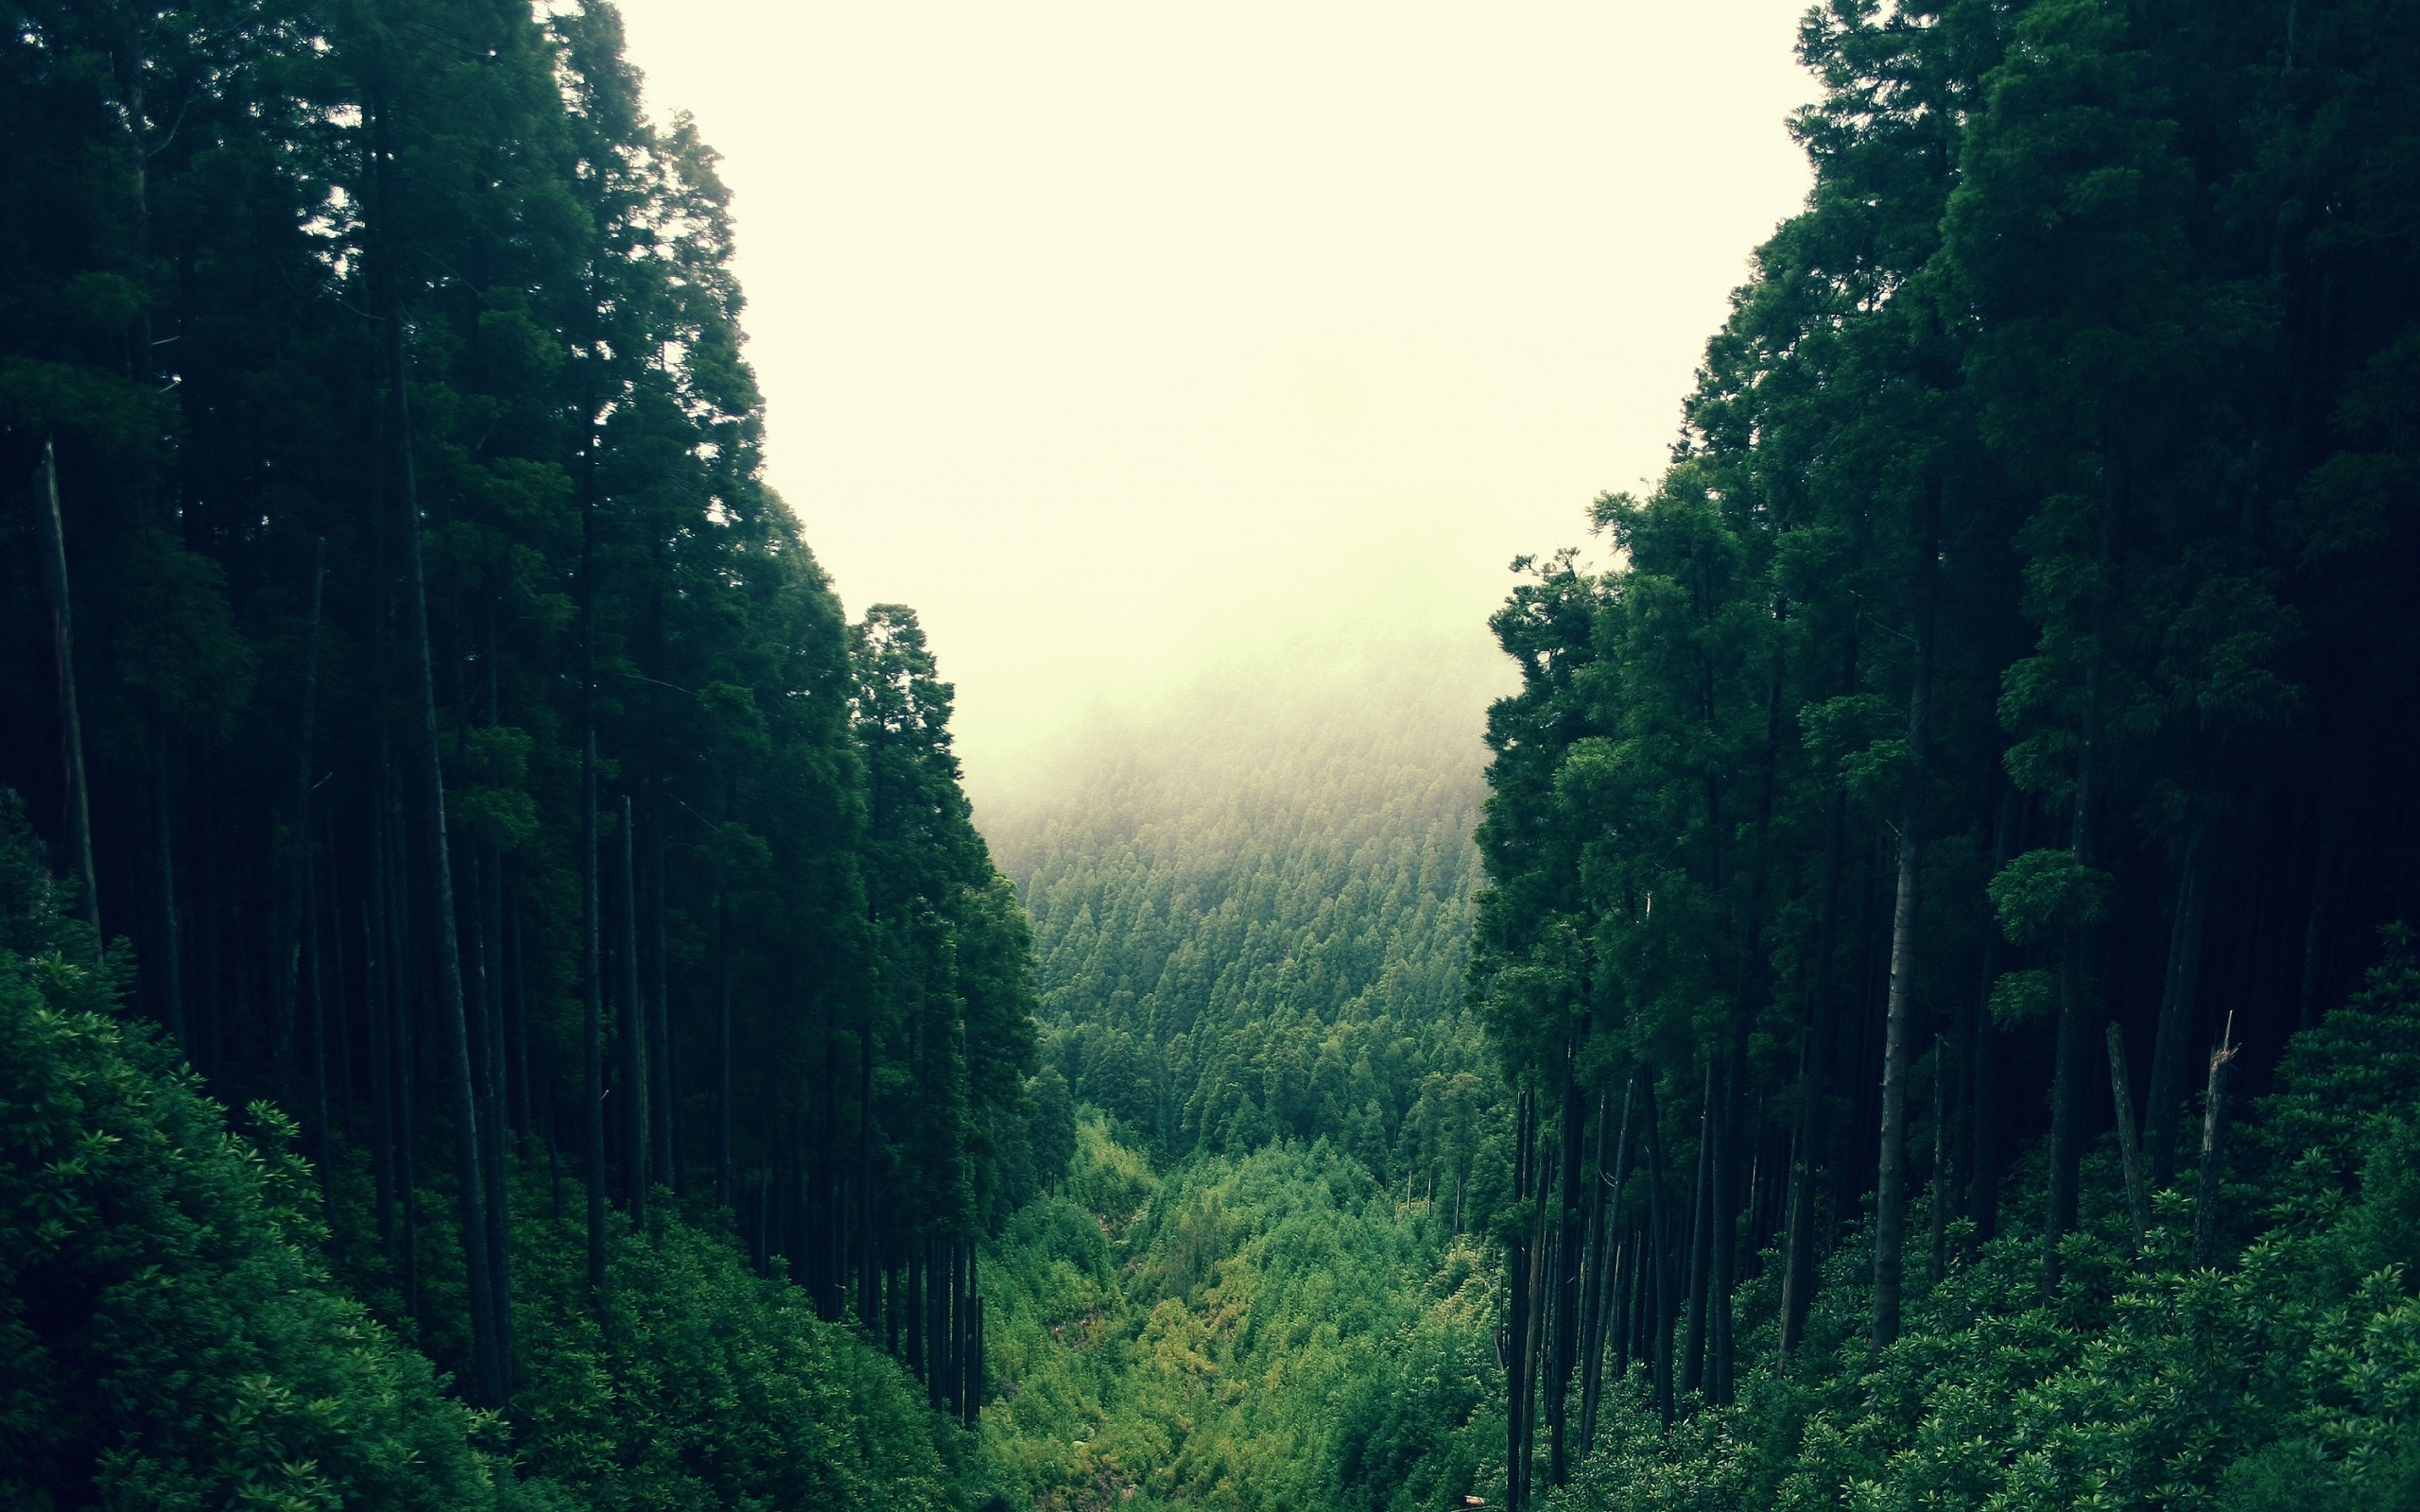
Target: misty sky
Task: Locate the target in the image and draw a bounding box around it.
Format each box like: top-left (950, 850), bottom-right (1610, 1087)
top-left (611, 0), bottom-right (1816, 814)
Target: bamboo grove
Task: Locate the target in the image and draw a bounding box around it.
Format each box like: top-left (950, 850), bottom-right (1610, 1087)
top-left (1, 0), bottom-right (1050, 1439)
top-left (1468, 2), bottom-right (2420, 1505)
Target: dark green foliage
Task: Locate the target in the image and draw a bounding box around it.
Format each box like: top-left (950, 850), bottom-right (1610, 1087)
top-left (1560, 954), bottom-right (2420, 1512)
top-left (3, 0), bottom-right (1039, 1501)
top-left (1471, 0), bottom-right (2420, 1506)
top-left (1002, 642), bottom-right (1508, 1200)
top-left (980, 1118), bottom-right (1501, 1511)
top-left (0, 826), bottom-right (510, 1512)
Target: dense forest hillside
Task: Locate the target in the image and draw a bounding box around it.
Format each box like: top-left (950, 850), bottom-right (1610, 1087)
top-left (994, 632), bottom-right (1510, 1195)
top-left (4, 3), bottom-right (1036, 1504)
top-left (1467, 3), bottom-right (2420, 1510)
top-left (10, 1), bottom-right (2420, 1510)
top-left (973, 639), bottom-right (1522, 1506)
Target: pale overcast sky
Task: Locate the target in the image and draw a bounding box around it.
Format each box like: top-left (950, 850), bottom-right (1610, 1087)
top-left (611, 0), bottom-right (1816, 815)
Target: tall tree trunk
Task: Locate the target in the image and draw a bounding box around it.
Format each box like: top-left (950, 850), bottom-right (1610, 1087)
top-left (2192, 1020), bottom-right (2239, 1269)
top-left (2145, 817), bottom-right (2210, 1187)
top-left (1641, 1076), bottom-right (1674, 1428)
top-left (1682, 1061), bottom-right (1715, 1396)
top-left (909, 1244), bottom-right (927, 1387)
top-left (579, 409), bottom-right (608, 1298)
top-left (1503, 1088), bottom-right (1533, 1510)
top-left (153, 743), bottom-right (185, 1049)
top-left (1580, 1077), bottom-right (1635, 1454)
top-left (1969, 781), bottom-right (2019, 1244)
top-left (2297, 805), bottom-right (2334, 1034)
top-left (277, 541), bottom-right (328, 1116)
top-left (1780, 795), bottom-right (1852, 1358)
top-left (2045, 488), bottom-right (2116, 1293)
top-left (1874, 480), bottom-right (1939, 1352)
top-left (1929, 1035), bottom-right (1947, 1286)
top-left (621, 795), bottom-right (649, 1228)
top-left (1546, 1022), bottom-right (1588, 1484)
top-left (717, 894), bottom-right (733, 1209)
top-left (648, 787), bottom-right (675, 1195)
top-left (34, 439), bottom-right (99, 935)
top-left (367, 872), bottom-right (395, 1264)
top-left (859, 1019), bottom-right (879, 1325)
top-left (387, 267), bottom-right (505, 1410)
top-left (2105, 1023), bottom-right (2151, 1248)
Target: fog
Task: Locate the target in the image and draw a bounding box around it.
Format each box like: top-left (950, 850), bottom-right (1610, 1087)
top-left (610, 0), bottom-right (1816, 822)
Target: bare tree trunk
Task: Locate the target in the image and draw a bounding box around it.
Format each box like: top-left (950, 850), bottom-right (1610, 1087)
top-left (1546, 1023), bottom-right (1589, 1484)
top-left (1682, 1061), bottom-right (1715, 1395)
top-left (2297, 808), bottom-right (2333, 1034)
top-left (1969, 781), bottom-right (2019, 1245)
top-left (2192, 1021), bottom-right (2239, 1269)
top-left (278, 541), bottom-right (327, 1126)
top-left (579, 411), bottom-right (608, 1298)
top-left (717, 894), bottom-right (733, 1209)
top-left (33, 440), bottom-right (99, 935)
top-left (2145, 818), bottom-right (2210, 1187)
top-left (388, 283), bottom-right (504, 1410)
top-left (1874, 482), bottom-right (1939, 1352)
top-left (153, 744), bottom-right (185, 1049)
top-left (621, 795), bottom-right (649, 1229)
top-left (1580, 1077), bottom-right (1635, 1453)
top-left (2045, 490), bottom-right (2116, 1294)
top-left (1781, 786), bottom-right (1849, 1360)
top-left (2106, 1023), bottom-right (2151, 1248)
top-left (649, 786), bottom-right (675, 1195)
top-left (1641, 1076), bottom-right (1674, 1428)
top-left (1503, 1088), bottom-right (1533, 1510)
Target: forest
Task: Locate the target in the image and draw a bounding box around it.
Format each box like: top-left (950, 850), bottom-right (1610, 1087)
top-left (6, 1), bottom-right (2420, 1510)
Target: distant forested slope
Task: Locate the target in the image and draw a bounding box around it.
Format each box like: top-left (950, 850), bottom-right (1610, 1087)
top-left (990, 632), bottom-right (1512, 1202)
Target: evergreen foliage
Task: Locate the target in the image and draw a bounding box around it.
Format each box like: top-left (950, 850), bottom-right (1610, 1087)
top-left (9, 0), bottom-right (2420, 1507)
top-left (978, 1116), bottom-right (1503, 1512)
top-left (1467, 2), bottom-right (2420, 1507)
top-left (1002, 641), bottom-right (1510, 1201)
top-left (5, 0), bottom-right (1037, 1501)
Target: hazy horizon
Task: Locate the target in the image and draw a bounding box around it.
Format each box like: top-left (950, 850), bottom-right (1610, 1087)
top-left (611, 0), bottom-right (1818, 818)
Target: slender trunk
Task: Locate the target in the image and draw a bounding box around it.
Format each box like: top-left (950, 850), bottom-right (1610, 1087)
top-left (388, 270), bottom-right (504, 1410)
top-left (389, 790), bottom-right (420, 1315)
top-left (648, 788), bottom-right (675, 1195)
top-left (1682, 1061), bottom-right (1715, 1397)
top-left (859, 1018), bottom-right (879, 1324)
top-left (307, 822), bottom-right (331, 1187)
top-left (1874, 481), bottom-right (1939, 1352)
top-left (34, 440), bottom-right (99, 935)
top-left (2297, 809), bottom-right (2333, 1034)
top-left (2105, 1022), bottom-right (2151, 1248)
top-left (1781, 790), bottom-right (1850, 1359)
top-left (1709, 1012), bottom-right (1748, 1403)
top-left (325, 825), bottom-right (354, 1139)
top-left (2145, 818), bottom-right (2211, 1187)
top-left (278, 541), bottom-right (329, 1116)
top-left (153, 743), bottom-right (185, 1049)
top-left (2046, 490), bottom-right (2116, 1293)
top-left (579, 414), bottom-right (608, 1298)
top-left (1929, 1035), bottom-right (1946, 1286)
top-left (1579, 1077), bottom-right (1635, 1454)
top-left (477, 843), bottom-right (513, 1396)
top-left (1969, 782), bottom-right (2019, 1244)
top-left (1503, 1089), bottom-right (1533, 1511)
top-left (1546, 1022), bottom-right (1588, 1484)
top-left (1641, 1076), bottom-right (1673, 1428)
top-left (367, 891), bottom-right (395, 1263)
top-left (717, 894), bottom-right (733, 1209)
top-left (621, 795), bottom-right (649, 1228)
top-left (2192, 1021), bottom-right (2239, 1269)
top-left (1572, 1088), bottom-right (1610, 1467)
